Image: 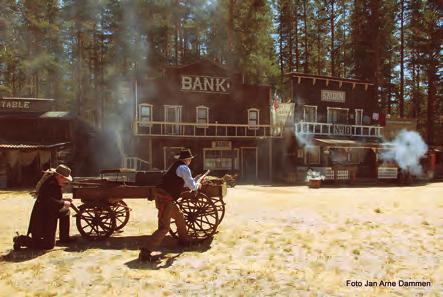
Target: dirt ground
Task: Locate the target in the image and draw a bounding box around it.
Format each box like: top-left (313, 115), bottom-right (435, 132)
top-left (0, 183), bottom-right (442, 297)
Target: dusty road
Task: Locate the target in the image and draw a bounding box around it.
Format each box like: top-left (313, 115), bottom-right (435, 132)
top-left (0, 184), bottom-right (442, 296)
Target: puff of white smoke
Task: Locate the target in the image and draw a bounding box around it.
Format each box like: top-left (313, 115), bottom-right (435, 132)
top-left (381, 130), bottom-right (428, 176)
top-left (294, 129), bottom-right (316, 152)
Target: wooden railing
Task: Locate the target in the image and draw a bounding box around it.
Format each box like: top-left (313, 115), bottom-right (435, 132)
top-left (294, 121), bottom-right (383, 138)
top-left (123, 157), bottom-right (151, 170)
top-left (135, 120), bottom-right (283, 138)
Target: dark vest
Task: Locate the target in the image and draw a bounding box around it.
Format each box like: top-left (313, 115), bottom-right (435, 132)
top-left (158, 160), bottom-right (186, 199)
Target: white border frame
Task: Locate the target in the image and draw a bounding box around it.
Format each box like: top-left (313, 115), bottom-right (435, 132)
top-left (247, 108), bottom-right (260, 130)
top-left (138, 103), bottom-right (153, 127)
top-left (203, 147), bottom-right (239, 170)
top-left (196, 105), bottom-right (209, 128)
top-left (303, 105), bottom-right (318, 122)
top-left (327, 107), bottom-right (349, 124)
top-left (164, 105), bottom-right (182, 134)
top-left (355, 109), bottom-right (363, 125)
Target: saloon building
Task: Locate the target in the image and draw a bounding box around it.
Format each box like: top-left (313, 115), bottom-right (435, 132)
top-left (281, 72), bottom-right (397, 182)
top-left (129, 60), bottom-right (282, 182)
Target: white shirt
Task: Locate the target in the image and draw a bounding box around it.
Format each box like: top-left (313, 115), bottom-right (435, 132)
top-left (176, 165), bottom-right (200, 191)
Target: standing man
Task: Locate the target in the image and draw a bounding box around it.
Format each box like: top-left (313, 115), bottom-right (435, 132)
top-left (139, 148), bottom-right (202, 262)
top-left (13, 164), bottom-right (74, 250)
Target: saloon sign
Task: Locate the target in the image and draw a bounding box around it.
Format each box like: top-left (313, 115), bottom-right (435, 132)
top-left (181, 75), bottom-right (231, 94)
top-left (321, 90), bottom-right (346, 103)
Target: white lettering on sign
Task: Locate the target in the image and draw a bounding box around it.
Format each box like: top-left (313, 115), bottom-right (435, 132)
top-left (181, 76), bottom-right (193, 90)
top-left (321, 90), bottom-right (346, 103)
top-left (0, 100), bottom-right (31, 110)
top-left (332, 124), bottom-right (352, 136)
top-left (181, 75), bottom-right (231, 94)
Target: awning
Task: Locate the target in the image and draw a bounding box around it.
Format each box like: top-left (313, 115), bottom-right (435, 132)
top-left (314, 138), bottom-right (393, 149)
top-left (0, 142), bottom-right (70, 151)
top-left (0, 111), bottom-right (73, 119)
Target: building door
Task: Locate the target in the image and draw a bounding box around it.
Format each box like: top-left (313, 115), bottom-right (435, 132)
top-left (164, 105), bottom-right (182, 135)
top-left (163, 147), bottom-right (183, 170)
top-left (241, 147), bottom-right (257, 182)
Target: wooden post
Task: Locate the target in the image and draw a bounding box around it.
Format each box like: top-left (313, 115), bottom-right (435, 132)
top-left (269, 138), bottom-right (273, 182)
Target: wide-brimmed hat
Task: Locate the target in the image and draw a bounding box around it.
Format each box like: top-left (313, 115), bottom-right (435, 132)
top-left (174, 149), bottom-right (196, 160)
top-left (49, 164), bottom-right (73, 182)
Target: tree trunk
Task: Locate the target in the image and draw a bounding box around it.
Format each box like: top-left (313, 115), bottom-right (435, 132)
top-left (279, 5), bottom-right (284, 81)
top-left (294, 1), bottom-right (300, 72)
top-left (426, 68), bottom-right (436, 144)
top-left (330, 0), bottom-right (335, 76)
top-left (399, 0), bottom-right (404, 117)
top-left (302, 0), bottom-right (309, 73)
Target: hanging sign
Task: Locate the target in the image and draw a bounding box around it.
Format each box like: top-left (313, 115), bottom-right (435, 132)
top-left (321, 90), bottom-right (346, 103)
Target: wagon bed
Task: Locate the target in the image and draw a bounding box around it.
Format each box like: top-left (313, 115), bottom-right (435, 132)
top-left (70, 169), bottom-right (227, 241)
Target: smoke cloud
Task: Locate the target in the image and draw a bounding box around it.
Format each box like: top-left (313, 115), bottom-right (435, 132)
top-left (294, 131), bottom-right (317, 153)
top-left (380, 130), bottom-right (428, 176)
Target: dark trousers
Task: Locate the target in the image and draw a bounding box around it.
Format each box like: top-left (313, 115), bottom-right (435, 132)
top-left (20, 212), bottom-right (70, 250)
top-left (144, 189), bottom-right (190, 251)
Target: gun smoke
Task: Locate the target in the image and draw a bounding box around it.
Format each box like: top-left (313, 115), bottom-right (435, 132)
top-left (380, 130), bottom-right (428, 176)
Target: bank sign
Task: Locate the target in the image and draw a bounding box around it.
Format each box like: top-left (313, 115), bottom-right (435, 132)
top-left (181, 75), bottom-right (231, 94)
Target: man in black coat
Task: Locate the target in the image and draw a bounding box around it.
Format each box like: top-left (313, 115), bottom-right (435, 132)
top-left (13, 164), bottom-right (74, 250)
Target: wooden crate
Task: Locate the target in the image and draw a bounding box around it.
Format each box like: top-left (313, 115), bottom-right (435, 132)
top-left (201, 183), bottom-right (227, 198)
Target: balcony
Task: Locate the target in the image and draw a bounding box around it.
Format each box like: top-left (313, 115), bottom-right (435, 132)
top-left (294, 121), bottom-right (383, 138)
top-left (134, 120), bottom-right (283, 138)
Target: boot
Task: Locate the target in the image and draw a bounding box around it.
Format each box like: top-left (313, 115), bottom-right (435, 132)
top-left (13, 234), bottom-right (30, 251)
top-left (138, 248), bottom-right (154, 262)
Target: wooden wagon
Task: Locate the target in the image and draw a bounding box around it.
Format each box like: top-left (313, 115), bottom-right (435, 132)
top-left (70, 169), bottom-right (227, 241)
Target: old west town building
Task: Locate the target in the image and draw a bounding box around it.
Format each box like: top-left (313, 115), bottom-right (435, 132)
top-left (130, 60), bottom-right (282, 182)
top-left (0, 97), bottom-right (71, 187)
top-left (281, 72), bottom-right (398, 182)
top-left (127, 62), bottom-right (442, 183)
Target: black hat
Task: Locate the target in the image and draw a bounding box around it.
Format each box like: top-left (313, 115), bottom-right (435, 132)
top-left (174, 149), bottom-right (196, 160)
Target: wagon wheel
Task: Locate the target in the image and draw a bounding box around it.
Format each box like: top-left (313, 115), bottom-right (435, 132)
top-left (210, 196), bottom-right (226, 223)
top-left (169, 191), bottom-right (219, 241)
top-left (109, 200), bottom-right (130, 231)
top-left (75, 204), bottom-right (116, 240)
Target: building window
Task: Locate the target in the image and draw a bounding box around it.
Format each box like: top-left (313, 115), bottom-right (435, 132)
top-left (196, 106), bottom-right (209, 127)
top-left (139, 104), bottom-right (152, 126)
top-left (327, 107), bottom-right (349, 124)
top-left (204, 149), bottom-right (239, 170)
top-left (248, 108), bottom-right (259, 129)
top-left (164, 105), bottom-right (182, 135)
top-left (355, 109), bottom-right (363, 125)
top-left (306, 146), bottom-right (320, 164)
top-left (303, 105), bottom-right (317, 122)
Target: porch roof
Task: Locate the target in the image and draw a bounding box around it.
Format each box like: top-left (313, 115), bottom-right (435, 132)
top-left (313, 138), bottom-right (393, 149)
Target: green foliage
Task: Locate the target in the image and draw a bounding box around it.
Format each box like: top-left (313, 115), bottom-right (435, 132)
top-left (0, 0), bottom-right (441, 141)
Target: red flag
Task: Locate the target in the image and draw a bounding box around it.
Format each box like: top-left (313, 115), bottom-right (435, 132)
top-left (273, 97), bottom-right (279, 111)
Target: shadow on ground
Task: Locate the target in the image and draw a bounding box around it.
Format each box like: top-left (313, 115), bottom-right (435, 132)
top-left (1, 249), bottom-right (51, 263)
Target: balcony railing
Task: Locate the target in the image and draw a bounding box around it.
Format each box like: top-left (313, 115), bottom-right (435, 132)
top-left (134, 120), bottom-right (283, 138)
top-left (294, 121), bottom-right (383, 137)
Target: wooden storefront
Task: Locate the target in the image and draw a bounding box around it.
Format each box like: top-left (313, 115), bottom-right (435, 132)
top-left (130, 60), bottom-right (281, 182)
top-left (282, 73), bottom-right (394, 182)
top-left (0, 98), bottom-right (73, 187)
